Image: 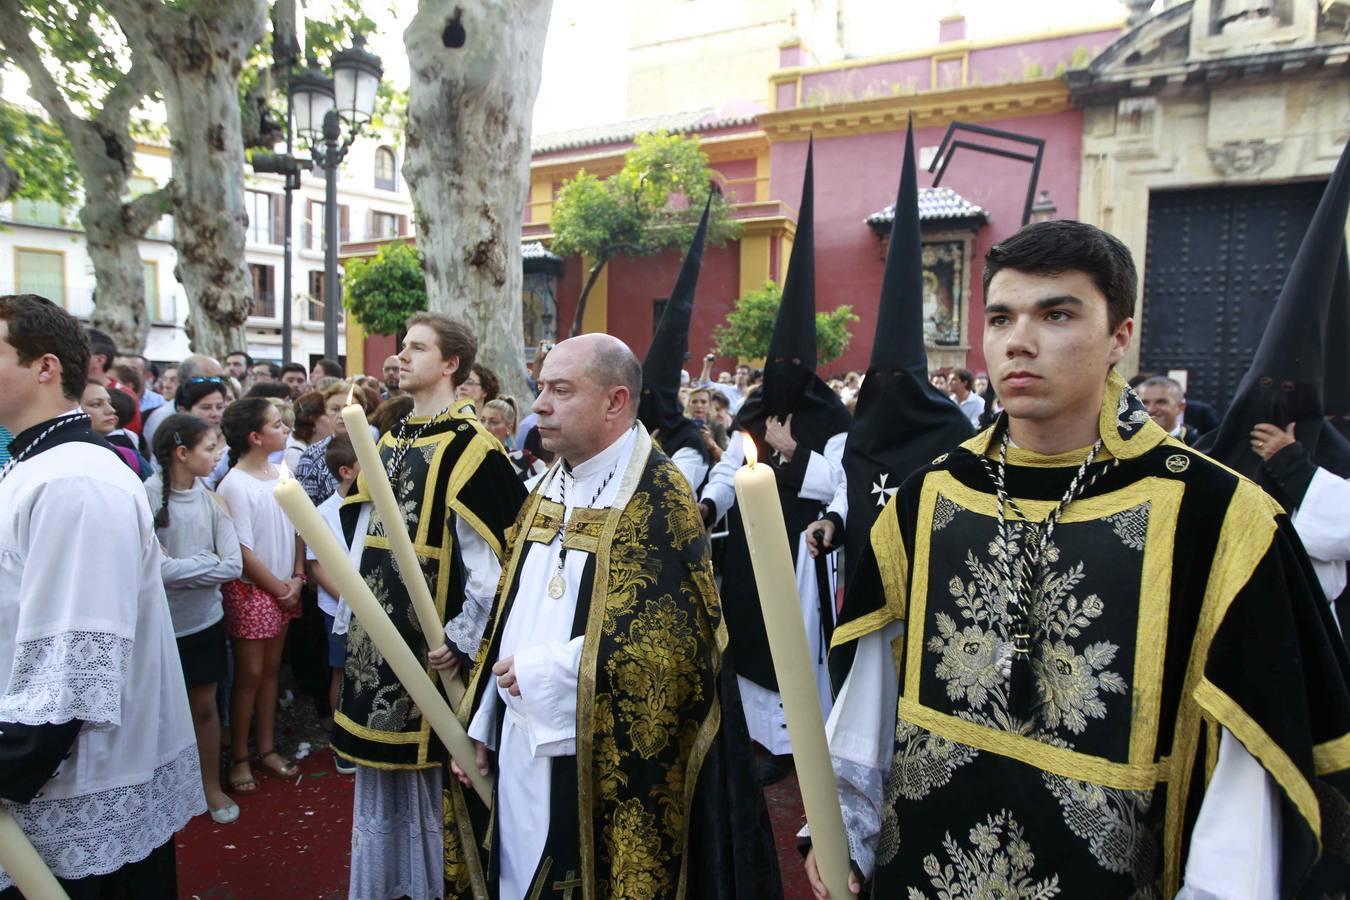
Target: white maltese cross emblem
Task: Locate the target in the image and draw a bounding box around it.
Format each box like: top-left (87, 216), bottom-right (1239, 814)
top-left (871, 472), bottom-right (899, 507)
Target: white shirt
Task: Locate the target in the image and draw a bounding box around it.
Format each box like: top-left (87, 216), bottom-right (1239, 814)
top-left (308, 492), bottom-right (346, 618)
top-left (700, 429), bottom-right (848, 523)
top-left (1290, 467), bottom-right (1350, 607)
top-left (468, 425), bottom-right (638, 900)
top-left (216, 467), bottom-right (297, 583)
top-left (0, 433), bottom-right (204, 887)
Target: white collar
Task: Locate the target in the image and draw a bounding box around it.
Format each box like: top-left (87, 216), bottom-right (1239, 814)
top-left (567, 425), bottom-right (637, 481)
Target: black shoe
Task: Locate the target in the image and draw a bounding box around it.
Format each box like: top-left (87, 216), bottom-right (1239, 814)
top-left (757, 753), bottom-right (792, 786)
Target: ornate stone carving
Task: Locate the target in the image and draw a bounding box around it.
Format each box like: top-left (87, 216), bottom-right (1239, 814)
top-left (1206, 140), bottom-right (1280, 176)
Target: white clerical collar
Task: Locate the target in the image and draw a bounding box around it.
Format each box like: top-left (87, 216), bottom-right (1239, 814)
top-left (1168, 423), bottom-right (1183, 438)
top-left (567, 424), bottom-right (637, 481)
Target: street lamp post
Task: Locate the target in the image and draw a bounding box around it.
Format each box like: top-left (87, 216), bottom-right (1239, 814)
top-left (291, 36), bottom-right (383, 365)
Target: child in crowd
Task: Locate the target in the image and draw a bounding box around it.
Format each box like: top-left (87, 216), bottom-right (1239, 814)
top-left (216, 398), bottom-right (303, 794)
top-left (170, 377), bottom-right (230, 480)
top-left (146, 414), bottom-right (244, 823)
top-left (304, 435), bottom-right (361, 775)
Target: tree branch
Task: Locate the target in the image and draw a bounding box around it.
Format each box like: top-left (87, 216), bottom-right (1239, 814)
top-left (124, 183), bottom-right (174, 235)
top-left (0, 156), bottom-right (18, 202)
top-left (98, 55), bottom-right (156, 135)
top-left (0, 0), bottom-right (83, 137)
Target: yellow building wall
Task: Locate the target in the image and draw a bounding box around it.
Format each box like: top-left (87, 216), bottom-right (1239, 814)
top-left (580, 256), bottom-right (609, 334)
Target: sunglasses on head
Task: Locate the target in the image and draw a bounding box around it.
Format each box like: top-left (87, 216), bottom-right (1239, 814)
top-left (188, 376), bottom-right (224, 384)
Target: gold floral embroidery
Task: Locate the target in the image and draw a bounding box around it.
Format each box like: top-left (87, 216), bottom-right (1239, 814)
top-left (443, 787), bottom-right (470, 895)
top-left (602, 798), bottom-right (670, 898)
top-left (1043, 774), bottom-right (1155, 880)
top-left (607, 595), bottom-right (702, 760)
top-left (909, 810), bottom-right (1061, 900)
top-left (604, 493), bottom-right (658, 634)
top-left (1105, 503), bottom-right (1150, 552)
top-left (879, 720), bottom-right (981, 866)
top-left (933, 494), bottom-right (959, 532)
top-left (592, 693), bottom-right (625, 803)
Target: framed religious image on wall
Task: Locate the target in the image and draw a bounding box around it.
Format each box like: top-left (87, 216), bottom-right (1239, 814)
top-left (921, 238), bottom-right (970, 347)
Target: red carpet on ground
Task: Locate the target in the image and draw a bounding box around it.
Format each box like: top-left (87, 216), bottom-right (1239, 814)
top-left (176, 757), bottom-right (354, 900)
top-left (177, 762), bottom-right (810, 898)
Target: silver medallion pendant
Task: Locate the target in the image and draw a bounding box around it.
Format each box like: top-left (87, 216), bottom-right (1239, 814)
top-left (548, 573), bottom-right (566, 600)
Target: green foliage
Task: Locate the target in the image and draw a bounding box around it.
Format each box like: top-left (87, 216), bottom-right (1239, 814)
top-left (15, 0), bottom-right (127, 111)
top-left (551, 131), bottom-right (739, 263)
top-left (713, 281), bottom-right (858, 366)
top-left (343, 240), bottom-right (427, 335)
top-left (0, 102), bottom-right (79, 204)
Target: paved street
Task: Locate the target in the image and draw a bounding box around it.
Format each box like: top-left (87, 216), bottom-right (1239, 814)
top-left (176, 671), bottom-right (812, 898)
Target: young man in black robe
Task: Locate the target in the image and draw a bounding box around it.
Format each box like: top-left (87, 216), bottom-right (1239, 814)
top-left (805, 220), bottom-right (1350, 897)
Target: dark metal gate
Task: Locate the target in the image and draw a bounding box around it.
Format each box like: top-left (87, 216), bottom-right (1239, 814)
top-left (1140, 180), bottom-right (1326, 414)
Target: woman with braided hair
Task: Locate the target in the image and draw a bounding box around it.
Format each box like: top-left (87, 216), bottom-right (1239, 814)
top-left (144, 414), bottom-right (243, 825)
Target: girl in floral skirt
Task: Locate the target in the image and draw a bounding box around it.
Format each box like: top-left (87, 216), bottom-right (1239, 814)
top-left (216, 398), bottom-right (304, 794)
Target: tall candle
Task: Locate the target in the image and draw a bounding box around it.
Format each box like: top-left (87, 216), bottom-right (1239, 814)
top-left (340, 391), bottom-right (465, 706)
top-left (274, 466), bottom-right (492, 804)
top-left (733, 438), bottom-right (852, 899)
top-left (0, 806), bottom-right (67, 899)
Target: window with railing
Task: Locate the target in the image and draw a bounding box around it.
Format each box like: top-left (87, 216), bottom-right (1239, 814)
top-left (8, 198), bottom-right (67, 227)
top-left (303, 200), bottom-right (350, 250)
top-left (375, 147), bottom-right (398, 191)
top-left (250, 262), bottom-right (276, 318)
top-left (246, 190), bottom-right (280, 245)
top-left (15, 248), bottom-right (66, 306)
top-left (369, 211), bottom-right (401, 240)
top-left (307, 270), bottom-right (325, 321)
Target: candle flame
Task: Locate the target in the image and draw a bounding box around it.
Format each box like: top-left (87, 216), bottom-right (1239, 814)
top-left (744, 438), bottom-right (758, 468)
top-left (278, 461), bottom-right (292, 484)
top-left (347, 384), bottom-right (357, 406)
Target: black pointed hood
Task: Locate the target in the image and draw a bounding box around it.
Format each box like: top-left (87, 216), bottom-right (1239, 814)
top-left (1197, 140), bottom-right (1350, 481)
top-left (840, 121), bottom-right (973, 585)
top-left (735, 139), bottom-right (849, 449)
top-left (870, 121), bottom-right (930, 379)
top-left (1325, 251), bottom-right (1350, 443)
top-left (639, 194), bottom-right (713, 434)
top-left (763, 139), bottom-right (819, 409)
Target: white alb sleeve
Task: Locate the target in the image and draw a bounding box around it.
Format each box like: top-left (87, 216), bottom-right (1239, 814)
top-left (1178, 728), bottom-right (1281, 900)
top-left (444, 514), bottom-right (504, 656)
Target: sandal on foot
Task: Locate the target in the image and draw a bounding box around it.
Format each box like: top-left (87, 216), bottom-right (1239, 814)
top-left (255, 749), bottom-right (298, 778)
top-left (227, 759), bottom-right (259, 795)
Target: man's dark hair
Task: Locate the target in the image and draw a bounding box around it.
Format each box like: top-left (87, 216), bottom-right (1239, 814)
top-left (227, 350), bottom-right (254, 367)
top-left (952, 368), bottom-right (974, 391)
top-left (406, 312), bottom-right (478, 387)
top-left (281, 362), bottom-right (308, 378)
top-left (312, 358), bottom-right (344, 379)
top-left (982, 220), bottom-right (1138, 331)
top-left (113, 363), bottom-right (143, 394)
top-left (254, 361), bottom-right (282, 379)
top-left (85, 327), bottom-right (117, 372)
top-left (0, 294), bottom-right (91, 400)
top-left (244, 381), bottom-right (292, 400)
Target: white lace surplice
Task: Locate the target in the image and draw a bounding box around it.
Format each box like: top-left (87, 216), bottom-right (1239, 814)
top-left (0, 442), bottom-right (204, 888)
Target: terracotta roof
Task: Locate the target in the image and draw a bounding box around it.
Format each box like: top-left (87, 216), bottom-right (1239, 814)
top-left (865, 187), bottom-right (989, 226)
top-left (532, 108), bottom-right (758, 154)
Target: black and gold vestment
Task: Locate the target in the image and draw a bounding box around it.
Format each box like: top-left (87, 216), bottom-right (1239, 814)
top-left (830, 371), bottom-right (1350, 897)
top-left (449, 428), bottom-right (780, 899)
top-left (333, 407), bottom-right (525, 768)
